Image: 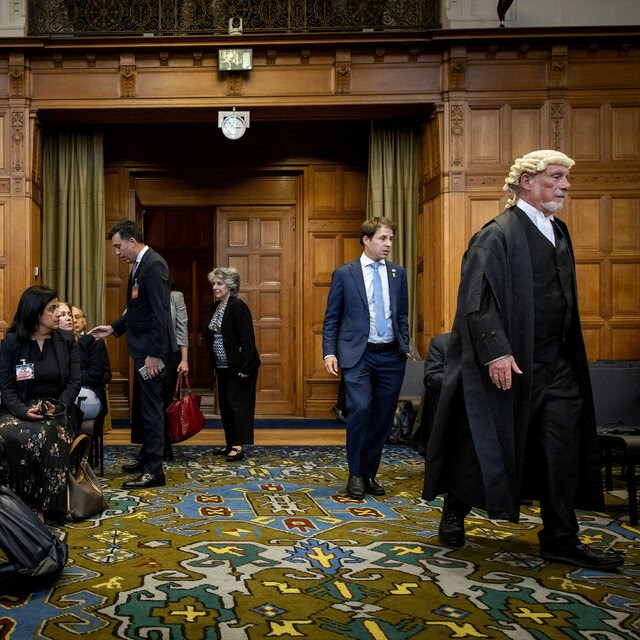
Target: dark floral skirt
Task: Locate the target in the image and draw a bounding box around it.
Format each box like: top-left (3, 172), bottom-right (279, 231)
top-left (0, 410), bottom-right (75, 514)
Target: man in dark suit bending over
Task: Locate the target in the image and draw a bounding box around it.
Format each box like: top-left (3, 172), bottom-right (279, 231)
top-left (323, 217), bottom-right (410, 499)
top-left (90, 220), bottom-right (173, 489)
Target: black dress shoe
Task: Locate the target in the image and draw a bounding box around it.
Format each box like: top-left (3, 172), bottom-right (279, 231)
top-left (122, 473), bottom-right (166, 489)
top-left (364, 477), bottom-right (385, 496)
top-left (213, 446), bottom-right (231, 456)
top-left (331, 405), bottom-right (348, 424)
top-left (541, 543), bottom-right (624, 571)
top-left (346, 475), bottom-right (365, 499)
top-left (122, 459), bottom-right (145, 473)
top-left (438, 507), bottom-right (466, 547)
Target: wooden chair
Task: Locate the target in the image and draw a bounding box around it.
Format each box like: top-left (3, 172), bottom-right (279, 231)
top-left (80, 413), bottom-right (105, 476)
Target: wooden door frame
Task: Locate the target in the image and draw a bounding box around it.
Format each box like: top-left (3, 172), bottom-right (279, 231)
top-left (130, 168), bottom-right (305, 416)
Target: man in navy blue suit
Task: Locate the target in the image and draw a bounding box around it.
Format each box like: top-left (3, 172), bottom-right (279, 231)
top-left (323, 217), bottom-right (410, 499)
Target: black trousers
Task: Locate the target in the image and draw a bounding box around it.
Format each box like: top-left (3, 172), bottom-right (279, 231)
top-left (216, 369), bottom-right (257, 446)
top-left (132, 357), bottom-right (166, 476)
top-left (529, 357), bottom-right (583, 550)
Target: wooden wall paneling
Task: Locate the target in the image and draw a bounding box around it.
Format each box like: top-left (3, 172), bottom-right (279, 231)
top-left (217, 205), bottom-right (296, 415)
top-left (304, 163), bottom-right (366, 417)
top-left (510, 104), bottom-right (547, 159)
top-left (469, 105), bottom-right (503, 165)
top-left (570, 105), bottom-right (604, 162)
top-left (103, 167), bottom-right (134, 416)
top-left (611, 106), bottom-right (640, 161)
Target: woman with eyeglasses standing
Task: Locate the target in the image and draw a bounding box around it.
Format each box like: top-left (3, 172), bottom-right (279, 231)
top-left (206, 267), bottom-right (260, 462)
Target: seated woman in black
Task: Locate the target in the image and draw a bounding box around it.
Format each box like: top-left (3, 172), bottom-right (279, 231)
top-left (0, 285), bottom-right (81, 519)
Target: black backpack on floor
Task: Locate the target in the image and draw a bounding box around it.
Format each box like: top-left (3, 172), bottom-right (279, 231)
top-left (0, 485), bottom-right (68, 593)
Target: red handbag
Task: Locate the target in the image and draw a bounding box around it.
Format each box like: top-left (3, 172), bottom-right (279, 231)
top-left (166, 372), bottom-right (206, 443)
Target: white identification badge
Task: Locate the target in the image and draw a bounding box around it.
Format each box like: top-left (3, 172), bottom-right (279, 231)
top-left (16, 359), bottom-right (35, 381)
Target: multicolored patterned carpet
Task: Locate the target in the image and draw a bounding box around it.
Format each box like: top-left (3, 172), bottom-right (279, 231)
top-left (1, 444), bottom-right (639, 639)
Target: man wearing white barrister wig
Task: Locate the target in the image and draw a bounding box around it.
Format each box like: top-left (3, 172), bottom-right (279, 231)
top-left (422, 150), bottom-right (624, 570)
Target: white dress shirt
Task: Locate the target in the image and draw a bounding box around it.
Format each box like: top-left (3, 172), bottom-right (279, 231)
top-left (518, 198), bottom-right (556, 246)
top-left (132, 244), bottom-right (149, 277)
top-left (360, 253), bottom-right (393, 343)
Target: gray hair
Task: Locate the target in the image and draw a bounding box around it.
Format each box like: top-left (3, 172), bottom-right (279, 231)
top-left (207, 267), bottom-right (240, 297)
top-left (503, 149), bottom-right (575, 207)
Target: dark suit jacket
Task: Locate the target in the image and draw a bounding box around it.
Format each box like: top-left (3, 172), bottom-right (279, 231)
top-left (423, 333), bottom-right (451, 390)
top-left (206, 296), bottom-right (260, 377)
top-left (78, 334), bottom-right (111, 418)
top-left (322, 258), bottom-right (409, 368)
top-left (0, 330), bottom-right (81, 420)
top-left (112, 247), bottom-right (173, 361)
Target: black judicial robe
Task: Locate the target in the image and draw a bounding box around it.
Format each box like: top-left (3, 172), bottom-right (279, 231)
top-left (422, 206), bottom-right (602, 521)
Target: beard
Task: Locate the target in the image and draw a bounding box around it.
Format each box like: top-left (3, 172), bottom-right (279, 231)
top-left (541, 200), bottom-right (564, 213)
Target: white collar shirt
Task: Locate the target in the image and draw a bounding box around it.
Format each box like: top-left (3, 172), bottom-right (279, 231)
top-left (518, 198), bottom-right (556, 246)
top-left (132, 245), bottom-right (149, 277)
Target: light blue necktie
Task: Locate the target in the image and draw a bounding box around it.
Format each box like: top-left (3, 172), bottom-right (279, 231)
top-left (370, 262), bottom-right (387, 337)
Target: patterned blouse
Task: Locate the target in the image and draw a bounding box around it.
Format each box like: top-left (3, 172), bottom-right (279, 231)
top-left (208, 302), bottom-right (228, 368)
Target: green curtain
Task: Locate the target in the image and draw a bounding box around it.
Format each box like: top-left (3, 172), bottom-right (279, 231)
top-left (367, 122), bottom-right (420, 349)
top-left (42, 128), bottom-right (105, 328)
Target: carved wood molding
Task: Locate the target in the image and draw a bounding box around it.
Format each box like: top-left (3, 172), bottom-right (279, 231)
top-left (550, 101), bottom-right (565, 150)
top-left (375, 47), bottom-right (385, 63)
top-left (12, 112), bottom-right (24, 175)
top-left (463, 173), bottom-right (640, 189)
top-left (570, 173), bottom-right (640, 187)
top-left (0, 178), bottom-right (10, 194)
top-left (449, 58), bottom-right (467, 90)
top-left (9, 66), bottom-right (24, 97)
top-left (550, 46), bottom-right (568, 88)
top-left (450, 171), bottom-right (465, 191)
top-left (120, 65), bottom-right (136, 98)
top-left (465, 174), bottom-right (501, 188)
top-left (226, 72), bottom-right (242, 96)
top-left (450, 104), bottom-right (464, 168)
top-left (193, 52), bottom-right (203, 66)
top-left (301, 49), bottom-right (310, 64)
top-left (335, 62), bottom-right (351, 95)
top-left (267, 49), bottom-right (277, 65)
top-left (159, 52), bottom-right (169, 66)
top-left (86, 53), bottom-right (96, 67)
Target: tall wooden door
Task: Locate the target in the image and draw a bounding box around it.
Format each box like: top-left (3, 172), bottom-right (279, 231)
top-left (216, 206), bottom-right (295, 415)
top-left (143, 208), bottom-right (214, 388)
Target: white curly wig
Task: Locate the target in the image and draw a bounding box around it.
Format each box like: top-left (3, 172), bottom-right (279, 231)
top-left (503, 150), bottom-right (574, 207)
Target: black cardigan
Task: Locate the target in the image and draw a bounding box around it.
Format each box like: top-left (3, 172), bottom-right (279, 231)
top-left (206, 296), bottom-right (260, 376)
top-left (0, 329), bottom-right (82, 420)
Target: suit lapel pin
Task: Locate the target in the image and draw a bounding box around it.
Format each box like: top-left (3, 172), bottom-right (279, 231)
top-left (391, 269), bottom-right (397, 278)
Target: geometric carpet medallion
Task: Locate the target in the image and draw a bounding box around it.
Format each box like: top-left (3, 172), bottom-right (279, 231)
top-left (1, 445), bottom-right (638, 639)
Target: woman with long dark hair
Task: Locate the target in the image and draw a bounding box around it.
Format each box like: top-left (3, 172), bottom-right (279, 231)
top-left (0, 285), bottom-right (81, 518)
